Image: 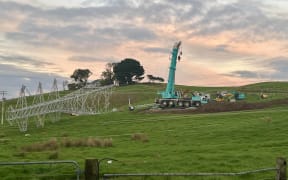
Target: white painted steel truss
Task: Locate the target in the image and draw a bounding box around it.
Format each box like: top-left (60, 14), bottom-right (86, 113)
top-left (6, 83), bottom-right (113, 132)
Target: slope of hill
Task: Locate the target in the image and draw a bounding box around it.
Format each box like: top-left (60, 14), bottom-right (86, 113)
top-left (0, 82), bottom-right (288, 179)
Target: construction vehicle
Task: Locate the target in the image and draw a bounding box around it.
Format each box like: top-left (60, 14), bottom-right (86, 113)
top-left (155, 41), bottom-right (209, 108)
top-left (215, 90), bottom-right (245, 102)
top-left (260, 93), bottom-right (268, 99)
top-left (232, 91), bottom-right (245, 100)
top-left (215, 91), bottom-right (233, 102)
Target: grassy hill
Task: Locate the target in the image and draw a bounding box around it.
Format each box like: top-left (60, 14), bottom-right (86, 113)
top-left (0, 82), bottom-right (288, 179)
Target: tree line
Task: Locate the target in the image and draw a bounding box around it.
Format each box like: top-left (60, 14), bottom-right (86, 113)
top-left (68, 58), bottom-right (164, 90)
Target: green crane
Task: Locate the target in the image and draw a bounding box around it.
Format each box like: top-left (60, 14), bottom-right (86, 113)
top-left (160, 41), bottom-right (182, 99)
top-left (156, 41), bottom-right (209, 108)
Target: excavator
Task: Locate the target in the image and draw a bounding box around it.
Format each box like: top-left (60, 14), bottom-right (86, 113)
top-left (155, 41), bottom-right (209, 108)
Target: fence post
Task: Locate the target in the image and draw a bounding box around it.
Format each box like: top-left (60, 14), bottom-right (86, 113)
top-left (276, 157), bottom-right (286, 180)
top-left (85, 159), bottom-right (99, 180)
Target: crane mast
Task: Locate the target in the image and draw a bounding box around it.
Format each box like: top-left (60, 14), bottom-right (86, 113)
top-left (161, 41), bottom-right (181, 99)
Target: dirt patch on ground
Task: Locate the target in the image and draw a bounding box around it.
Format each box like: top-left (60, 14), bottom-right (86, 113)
top-left (145, 98), bottom-right (288, 114)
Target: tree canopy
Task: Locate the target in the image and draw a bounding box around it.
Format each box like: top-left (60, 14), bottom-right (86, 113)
top-left (147, 74), bottom-right (164, 83)
top-left (70, 69), bottom-right (92, 84)
top-left (113, 58), bottom-right (144, 85)
top-left (100, 63), bottom-right (115, 85)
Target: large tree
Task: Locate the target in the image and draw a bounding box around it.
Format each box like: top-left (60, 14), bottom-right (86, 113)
top-left (113, 58), bottom-right (144, 85)
top-left (70, 69), bottom-right (92, 84)
top-left (100, 63), bottom-right (115, 85)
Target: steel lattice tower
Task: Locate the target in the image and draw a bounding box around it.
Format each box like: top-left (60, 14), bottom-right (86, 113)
top-left (6, 80), bottom-right (113, 132)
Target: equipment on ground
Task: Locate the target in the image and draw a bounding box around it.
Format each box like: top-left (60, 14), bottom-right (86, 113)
top-left (215, 90), bottom-right (245, 102)
top-left (155, 41), bottom-right (209, 108)
top-left (231, 91), bottom-right (246, 100)
top-left (260, 93), bottom-right (268, 99)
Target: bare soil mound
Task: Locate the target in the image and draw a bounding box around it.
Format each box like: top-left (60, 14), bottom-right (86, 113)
top-left (146, 98), bottom-right (288, 114)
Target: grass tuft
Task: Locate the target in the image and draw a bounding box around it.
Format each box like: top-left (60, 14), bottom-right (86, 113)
top-left (61, 132), bottom-right (69, 137)
top-left (13, 151), bottom-right (26, 157)
top-left (131, 133), bottom-right (149, 143)
top-left (20, 137), bottom-right (113, 153)
top-left (61, 137), bottom-right (113, 147)
top-left (48, 151), bottom-right (59, 159)
top-left (261, 116), bottom-right (272, 123)
top-left (0, 133), bottom-right (6, 138)
top-left (21, 138), bottom-right (59, 152)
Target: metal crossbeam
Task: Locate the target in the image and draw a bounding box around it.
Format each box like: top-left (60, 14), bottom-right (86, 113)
top-left (6, 82), bottom-right (113, 132)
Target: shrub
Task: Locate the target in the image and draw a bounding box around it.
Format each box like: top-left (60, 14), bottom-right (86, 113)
top-left (20, 137), bottom-right (113, 153)
top-left (13, 151), bottom-right (26, 157)
top-left (0, 138), bottom-right (10, 144)
top-left (61, 133), bottom-right (69, 137)
top-left (48, 151), bottom-right (59, 159)
top-left (21, 138), bottom-right (59, 152)
top-left (131, 133), bottom-right (149, 143)
top-left (0, 133), bottom-right (6, 138)
top-left (61, 137), bottom-right (113, 148)
top-left (103, 138), bottom-right (113, 147)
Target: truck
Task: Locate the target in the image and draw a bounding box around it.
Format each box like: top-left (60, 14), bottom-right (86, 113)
top-left (155, 41), bottom-right (209, 108)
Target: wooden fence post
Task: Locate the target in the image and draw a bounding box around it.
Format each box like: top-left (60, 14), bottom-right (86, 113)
top-left (85, 158), bottom-right (99, 180)
top-left (276, 157), bottom-right (286, 180)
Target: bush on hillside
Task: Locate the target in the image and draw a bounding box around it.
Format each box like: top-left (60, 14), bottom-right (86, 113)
top-left (20, 137), bottom-right (113, 153)
top-left (131, 133), bottom-right (149, 143)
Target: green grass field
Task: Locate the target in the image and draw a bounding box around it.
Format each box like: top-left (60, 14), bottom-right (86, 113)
top-left (0, 82), bottom-right (288, 179)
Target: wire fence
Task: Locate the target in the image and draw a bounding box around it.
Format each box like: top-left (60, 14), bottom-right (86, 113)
top-left (103, 167), bottom-right (278, 179)
top-left (0, 160), bottom-right (81, 180)
top-left (0, 158), bottom-right (285, 180)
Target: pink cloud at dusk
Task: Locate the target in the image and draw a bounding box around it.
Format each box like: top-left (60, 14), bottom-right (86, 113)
top-left (0, 0), bottom-right (288, 98)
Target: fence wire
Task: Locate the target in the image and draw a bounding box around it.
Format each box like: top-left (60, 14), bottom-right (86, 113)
top-left (103, 167), bottom-right (278, 178)
top-left (0, 160), bottom-right (81, 180)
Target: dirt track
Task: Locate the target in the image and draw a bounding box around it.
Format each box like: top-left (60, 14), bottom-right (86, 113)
top-left (146, 98), bottom-right (288, 114)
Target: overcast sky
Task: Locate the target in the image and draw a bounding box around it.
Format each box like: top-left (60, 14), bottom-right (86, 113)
top-left (1, 0), bottom-right (288, 99)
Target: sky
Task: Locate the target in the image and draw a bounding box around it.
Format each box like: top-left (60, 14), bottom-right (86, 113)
top-left (1, 0), bottom-right (288, 99)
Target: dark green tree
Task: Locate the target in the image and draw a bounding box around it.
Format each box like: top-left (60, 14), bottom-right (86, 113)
top-left (113, 58), bottom-right (144, 85)
top-left (100, 63), bottom-right (115, 85)
top-left (70, 69), bottom-right (92, 84)
top-left (155, 76), bottom-right (164, 82)
top-left (147, 74), bottom-right (164, 83)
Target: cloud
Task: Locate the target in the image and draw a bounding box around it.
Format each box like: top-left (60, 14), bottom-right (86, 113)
top-left (267, 57), bottom-right (288, 80)
top-left (143, 47), bottom-right (170, 54)
top-left (3, 0), bottom-right (288, 47)
top-left (6, 21), bottom-right (99, 47)
top-left (68, 56), bottom-right (117, 63)
top-left (81, 0), bottom-right (134, 7)
top-left (95, 26), bottom-right (157, 41)
top-left (224, 70), bottom-right (259, 78)
top-left (190, 0), bottom-right (288, 41)
top-left (212, 44), bottom-right (229, 52)
top-left (224, 56), bottom-right (288, 81)
top-left (0, 54), bottom-right (53, 67)
top-left (0, 64), bottom-right (67, 99)
top-left (269, 57), bottom-right (288, 72)
top-left (192, 1), bottom-right (263, 35)
top-left (0, 53), bottom-right (64, 76)
top-left (0, 1), bottom-right (38, 14)
top-left (2, 1), bottom-right (159, 52)
top-left (1, 0), bottom-right (288, 96)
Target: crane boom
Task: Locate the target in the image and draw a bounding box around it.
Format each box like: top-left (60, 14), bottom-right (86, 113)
top-left (160, 41), bottom-right (181, 99)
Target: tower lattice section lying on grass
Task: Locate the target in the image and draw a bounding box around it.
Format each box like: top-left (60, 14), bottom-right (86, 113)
top-left (6, 80), bottom-right (113, 132)
top-left (7, 85), bottom-right (29, 132)
top-left (32, 82), bottom-right (45, 128)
